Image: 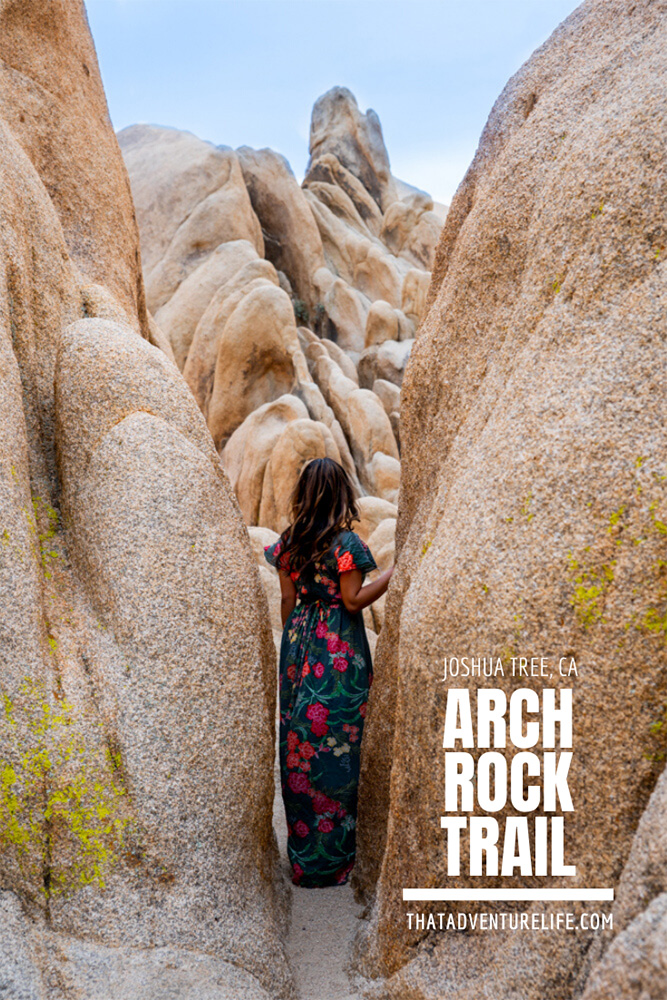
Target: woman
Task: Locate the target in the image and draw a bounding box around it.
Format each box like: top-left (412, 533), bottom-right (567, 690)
top-left (264, 458), bottom-right (393, 887)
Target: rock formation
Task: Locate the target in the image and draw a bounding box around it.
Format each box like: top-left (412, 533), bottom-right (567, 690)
top-left (354, 1), bottom-right (667, 997)
top-left (120, 86), bottom-right (446, 606)
top-left (0, 2), bottom-right (290, 996)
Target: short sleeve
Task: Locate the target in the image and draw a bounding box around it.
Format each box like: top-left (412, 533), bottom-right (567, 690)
top-left (333, 531), bottom-right (377, 576)
top-left (264, 538), bottom-right (289, 572)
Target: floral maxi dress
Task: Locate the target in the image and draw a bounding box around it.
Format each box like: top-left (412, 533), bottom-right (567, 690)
top-left (264, 529), bottom-right (377, 887)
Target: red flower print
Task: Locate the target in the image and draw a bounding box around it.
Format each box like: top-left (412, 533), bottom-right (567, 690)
top-left (286, 664), bottom-right (296, 681)
top-left (311, 719), bottom-right (329, 736)
top-left (299, 760), bottom-right (311, 771)
top-left (292, 862), bottom-right (303, 885)
top-left (313, 662), bottom-right (325, 678)
top-left (299, 742), bottom-right (315, 759)
top-left (315, 621), bottom-right (327, 638)
top-left (306, 702), bottom-right (329, 723)
top-left (333, 657), bottom-right (348, 672)
top-left (294, 820), bottom-right (309, 837)
top-left (312, 791), bottom-right (339, 815)
top-left (336, 550), bottom-right (355, 574)
top-left (359, 702), bottom-right (367, 718)
top-left (327, 634), bottom-right (343, 654)
top-left (286, 752), bottom-right (300, 769)
top-left (287, 771), bottom-right (311, 794)
top-left (286, 731), bottom-right (299, 752)
top-left (318, 817), bottom-right (334, 833)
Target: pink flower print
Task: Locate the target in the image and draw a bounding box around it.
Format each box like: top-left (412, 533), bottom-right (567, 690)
top-left (315, 621), bottom-right (327, 638)
top-left (312, 662), bottom-right (325, 678)
top-left (333, 657), bottom-right (348, 672)
top-left (294, 820), bottom-right (309, 838)
top-left (306, 701), bottom-right (330, 737)
top-left (327, 634), bottom-right (344, 654)
top-left (286, 731), bottom-right (299, 752)
top-left (287, 771), bottom-right (311, 795)
top-left (318, 817), bottom-right (334, 833)
top-left (286, 752), bottom-right (300, 769)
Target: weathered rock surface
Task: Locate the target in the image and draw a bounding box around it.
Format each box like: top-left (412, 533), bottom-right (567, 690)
top-left (307, 87), bottom-right (397, 213)
top-left (0, 5), bottom-right (291, 997)
top-left (0, 0), bottom-right (150, 339)
top-left (117, 124), bottom-right (264, 312)
top-left (237, 146), bottom-right (326, 312)
top-left (355, 0), bottom-right (667, 995)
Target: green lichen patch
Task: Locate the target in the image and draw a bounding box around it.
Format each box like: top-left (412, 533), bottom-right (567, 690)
top-left (0, 679), bottom-right (131, 898)
top-left (567, 458), bottom-right (667, 641)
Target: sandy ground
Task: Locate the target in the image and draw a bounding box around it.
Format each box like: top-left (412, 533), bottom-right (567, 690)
top-left (273, 755), bottom-right (369, 1000)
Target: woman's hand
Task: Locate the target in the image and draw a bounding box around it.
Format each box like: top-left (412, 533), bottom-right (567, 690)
top-left (339, 565), bottom-right (394, 615)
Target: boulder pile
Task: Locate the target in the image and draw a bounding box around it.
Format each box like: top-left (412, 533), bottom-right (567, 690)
top-left (121, 87), bottom-right (447, 636)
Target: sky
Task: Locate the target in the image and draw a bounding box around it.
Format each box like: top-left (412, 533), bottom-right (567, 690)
top-left (85, 0), bottom-right (580, 205)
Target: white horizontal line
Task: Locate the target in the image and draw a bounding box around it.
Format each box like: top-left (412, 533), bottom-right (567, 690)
top-left (402, 889), bottom-right (614, 901)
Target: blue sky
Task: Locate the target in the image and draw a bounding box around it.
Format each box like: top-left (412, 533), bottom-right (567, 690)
top-left (85, 0), bottom-right (580, 204)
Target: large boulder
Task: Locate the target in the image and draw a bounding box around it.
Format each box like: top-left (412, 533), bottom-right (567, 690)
top-left (307, 350), bottom-right (399, 498)
top-left (0, 0), bottom-right (149, 338)
top-left (303, 151), bottom-right (384, 237)
top-left (206, 282), bottom-right (304, 449)
top-left (355, 0), bottom-right (667, 995)
top-left (306, 87), bottom-right (397, 212)
top-left (221, 394), bottom-right (309, 526)
top-left (237, 146), bottom-right (326, 312)
top-left (118, 124), bottom-right (264, 312)
top-left (183, 258), bottom-right (281, 415)
top-left (0, 5), bottom-right (291, 996)
top-left (155, 239), bottom-right (260, 370)
top-left (380, 191), bottom-right (442, 270)
top-left (258, 417), bottom-right (342, 533)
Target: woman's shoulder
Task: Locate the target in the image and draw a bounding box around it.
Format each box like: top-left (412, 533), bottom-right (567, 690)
top-left (331, 528), bottom-right (377, 573)
top-left (264, 534), bottom-right (289, 571)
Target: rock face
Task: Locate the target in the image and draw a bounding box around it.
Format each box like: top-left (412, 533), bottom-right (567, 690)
top-left (307, 87), bottom-right (397, 213)
top-left (121, 87), bottom-right (447, 576)
top-left (0, 4), bottom-right (290, 997)
top-left (0, 0), bottom-right (150, 340)
top-left (355, 0), bottom-right (667, 996)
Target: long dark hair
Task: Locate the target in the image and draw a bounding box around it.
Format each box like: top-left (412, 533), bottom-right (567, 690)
top-left (280, 458), bottom-right (358, 577)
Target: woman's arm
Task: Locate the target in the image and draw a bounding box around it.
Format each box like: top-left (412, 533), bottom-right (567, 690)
top-left (278, 570), bottom-right (297, 626)
top-left (339, 566), bottom-right (394, 615)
